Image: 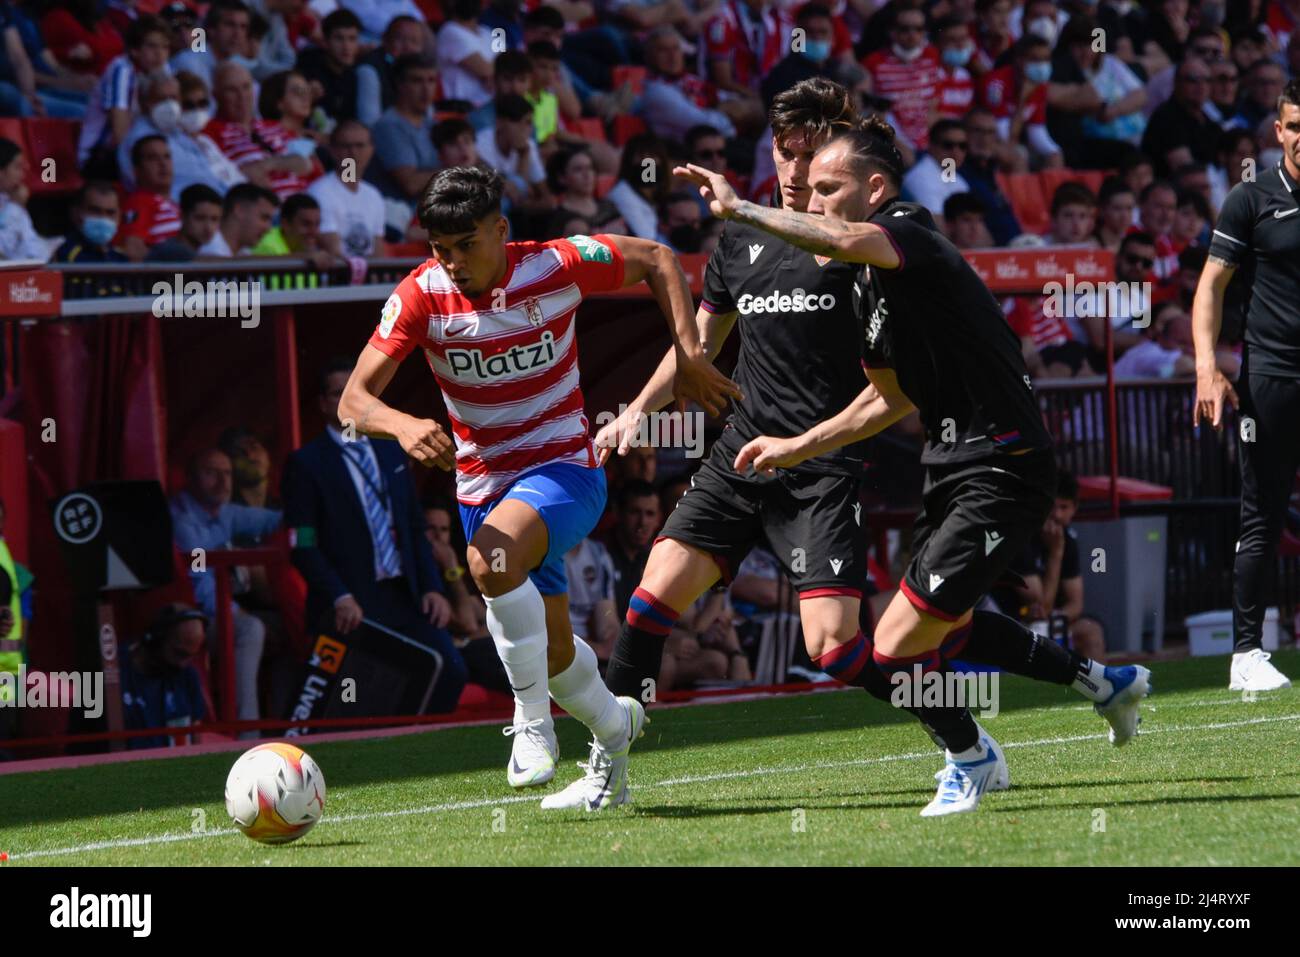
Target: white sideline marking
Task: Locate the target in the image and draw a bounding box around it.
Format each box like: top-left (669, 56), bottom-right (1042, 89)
top-left (7, 711), bottom-right (1300, 862)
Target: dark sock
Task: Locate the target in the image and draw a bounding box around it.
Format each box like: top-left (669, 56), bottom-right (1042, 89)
top-left (605, 587), bottom-right (681, 699)
top-left (871, 645), bottom-right (980, 754)
top-left (814, 633), bottom-right (949, 747)
top-left (951, 610), bottom-right (1084, 686)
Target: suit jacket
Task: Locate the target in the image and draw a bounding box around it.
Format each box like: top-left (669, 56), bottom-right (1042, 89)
top-left (283, 432), bottom-right (443, 631)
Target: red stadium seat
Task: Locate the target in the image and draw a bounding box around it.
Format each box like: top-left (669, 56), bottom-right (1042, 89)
top-left (611, 114), bottom-right (647, 146)
top-left (22, 118), bottom-right (83, 195)
top-left (0, 117), bottom-right (23, 149)
top-left (611, 66), bottom-right (646, 95)
top-left (564, 117), bottom-right (608, 143)
top-left (997, 172), bottom-right (1050, 235)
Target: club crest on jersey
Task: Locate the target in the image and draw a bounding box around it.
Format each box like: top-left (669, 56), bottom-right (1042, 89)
top-left (446, 331), bottom-right (557, 381)
top-left (568, 234), bottom-right (612, 263)
top-left (524, 296), bottom-right (545, 327)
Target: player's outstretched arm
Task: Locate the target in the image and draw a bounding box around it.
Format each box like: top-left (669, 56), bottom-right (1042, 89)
top-left (338, 344), bottom-right (456, 471)
top-left (733, 368), bottom-right (915, 475)
top-left (609, 234), bottom-right (743, 417)
top-left (673, 163), bottom-right (902, 267)
top-left (1191, 255), bottom-right (1239, 430)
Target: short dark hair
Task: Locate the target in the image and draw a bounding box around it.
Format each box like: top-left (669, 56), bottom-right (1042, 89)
top-left (1139, 179), bottom-right (1176, 204)
top-left (525, 40), bottom-right (561, 62)
top-left (495, 50), bottom-right (533, 79)
top-left (495, 93), bottom-right (534, 122)
top-left (1014, 32), bottom-right (1051, 58)
top-left (322, 8), bottom-right (362, 36)
top-left (223, 182), bottom-right (279, 217)
top-left (131, 134), bottom-right (168, 169)
top-left (418, 165), bottom-right (505, 234)
top-left (258, 70), bottom-right (304, 121)
top-left (770, 77), bottom-right (859, 147)
top-left (1055, 469), bottom-right (1078, 502)
top-left (318, 356), bottom-right (354, 395)
top-left (393, 54), bottom-right (437, 85)
top-left (126, 14), bottom-right (170, 49)
top-left (432, 117), bottom-right (475, 149)
top-left (1098, 175), bottom-right (1135, 205)
top-left (77, 179), bottom-right (119, 207)
top-left (1119, 230), bottom-right (1156, 254)
top-left (1051, 181), bottom-right (1097, 215)
top-left (0, 136), bottom-right (19, 170)
top-left (943, 191), bottom-right (986, 220)
top-left (1176, 188), bottom-right (1211, 221)
top-left (523, 6), bottom-right (564, 31)
top-left (281, 192), bottom-right (320, 222)
top-left (797, 2), bottom-right (833, 26)
top-left (616, 479), bottom-right (658, 510)
top-left (207, 0), bottom-right (250, 28)
top-left (684, 124), bottom-right (723, 153)
top-left (179, 183), bottom-right (223, 215)
top-left (1280, 77), bottom-right (1300, 114)
top-left (825, 115), bottom-right (905, 188)
top-left (1215, 126), bottom-right (1255, 159)
top-left (383, 14), bottom-right (422, 42)
top-left (546, 145), bottom-right (592, 192)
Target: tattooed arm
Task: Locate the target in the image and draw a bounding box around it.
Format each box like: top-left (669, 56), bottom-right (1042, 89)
top-left (1191, 254), bottom-right (1239, 429)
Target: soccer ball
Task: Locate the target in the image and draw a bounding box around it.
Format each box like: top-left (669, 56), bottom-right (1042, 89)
top-left (224, 742), bottom-right (326, 845)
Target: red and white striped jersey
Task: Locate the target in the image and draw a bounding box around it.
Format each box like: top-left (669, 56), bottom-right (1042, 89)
top-left (367, 234), bottom-right (627, 505)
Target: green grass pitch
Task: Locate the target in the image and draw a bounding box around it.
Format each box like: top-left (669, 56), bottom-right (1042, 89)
top-left (3, 651), bottom-right (1298, 866)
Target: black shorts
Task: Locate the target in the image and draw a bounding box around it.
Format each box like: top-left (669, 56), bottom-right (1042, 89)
top-left (901, 450), bottom-right (1056, 620)
top-left (658, 427), bottom-right (867, 595)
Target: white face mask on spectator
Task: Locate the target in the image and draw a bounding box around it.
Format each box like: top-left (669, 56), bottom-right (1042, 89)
top-left (892, 42), bottom-right (924, 62)
top-left (151, 99), bottom-right (182, 133)
top-left (180, 107), bottom-right (212, 134)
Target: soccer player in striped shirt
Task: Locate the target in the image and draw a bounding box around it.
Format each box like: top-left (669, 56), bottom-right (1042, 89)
top-left (340, 166), bottom-right (740, 809)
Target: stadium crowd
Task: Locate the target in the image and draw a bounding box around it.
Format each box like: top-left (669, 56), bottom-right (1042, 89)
top-left (0, 0), bottom-right (1290, 745)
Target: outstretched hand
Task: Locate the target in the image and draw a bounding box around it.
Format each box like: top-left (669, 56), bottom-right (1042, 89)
top-left (673, 163), bottom-right (742, 219)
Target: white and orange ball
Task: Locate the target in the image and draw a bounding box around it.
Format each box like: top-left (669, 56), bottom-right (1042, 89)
top-left (225, 743), bottom-right (326, 845)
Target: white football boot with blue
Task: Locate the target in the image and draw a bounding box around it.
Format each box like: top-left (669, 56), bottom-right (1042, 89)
top-left (1093, 664), bottom-right (1152, 746)
top-left (977, 721), bottom-right (1010, 791)
top-left (504, 716), bottom-right (558, 788)
top-left (540, 697), bottom-right (647, 810)
top-left (921, 731), bottom-right (1005, 817)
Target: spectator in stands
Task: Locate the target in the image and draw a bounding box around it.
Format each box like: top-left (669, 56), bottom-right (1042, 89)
top-left (308, 120), bottom-right (386, 258)
top-left (1113, 299), bottom-right (1196, 378)
top-left (1119, 148), bottom-right (1155, 197)
top-left (159, 1), bottom-right (199, 58)
top-left (0, 137), bottom-right (51, 262)
top-left (1228, 26), bottom-right (1268, 76)
top-left (1094, 177), bottom-right (1137, 252)
top-left (994, 469), bottom-right (1107, 661)
top-left (1096, 0), bottom-right (1163, 77)
top-left (1079, 229), bottom-right (1156, 358)
top-left (170, 0), bottom-right (253, 87)
top-left (1137, 179), bottom-right (1180, 290)
top-left (437, 0), bottom-right (497, 110)
top-left (1045, 181), bottom-right (1099, 247)
top-left (943, 191), bottom-right (993, 249)
top-left (972, 0), bottom-right (1013, 70)
top-left (199, 181), bottom-right (279, 256)
top-left (341, 0), bottom-right (429, 45)
top-left (1141, 56), bottom-right (1220, 177)
top-left (698, 215), bottom-right (725, 255)
top-left (148, 183), bottom-right (224, 262)
top-left (604, 480), bottom-right (662, 621)
top-left (258, 68), bottom-right (325, 151)
top-left (662, 188), bottom-right (703, 251)
top-left (668, 588), bottom-right (751, 688)
top-left (76, 15), bottom-right (172, 177)
top-left (120, 604), bottom-right (209, 750)
top-left (423, 500), bottom-right (489, 643)
top-left (902, 118), bottom-right (971, 217)
top-left (119, 71), bottom-right (236, 198)
top-left (1146, 0), bottom-right (1190, 64)
top-left (207, 61), bottom-right (322, 202)
top-left (217, 426), bottom-right (277, 510)
top-left (975, 34), bottom-right (1060, 169)
top-left (173, 71), bottom-right (249, 195)
top-left (1172, 187), bottom-right (1211, 248)
top-left (564, 536), bottom-right (619, 661)
top-left (1078, 32), bottom-right (1147, 150)
top-left (546, 146), bottom-right (627, 234)
top-left (704, 0), bottom-right (788, 101)
top-left (354, 14), bottom-right (426, 125)
top-left (369, 54), bottom-right (441, 202)
top-left (861, 4), bottom-right (939, 150)
top-left (606, 0), bottom-right (716, 40)
top-left (641, 25), bottom-right (740, 143)
top-left (245, 0), bottom-right (302, 82)
top-left (1206, 58), bottom-right (1244, 129)
top-left (1233, 57), bottom-right (1286, 133)
top-left (685, 124), bottom-right (745, 200)
top-left (283, 359), bottom-right (467, 712)
top-left (52, 180), bottom-right (127, 268)
top-left (958, 107), bottom-right (1022, 244)
top-left (117, 135), bottom-right (181, 260)
top-left (0, 0), bottom-right (94, 119)
top-left (40, 0), bottom-right (125, 77)
top-left (466, 49), bottom-right (531, 132)
top-left (760, 4), bottom-right (846, 112)
top-left (1045, 17), bottom-right (1120, 168)
top-left (932, 15), bottom-right (976, 121)
top-left (296, 8), bottom-right (361, 123)
top-left (171, 447), bottom-right (281, 729)
top-left (432, 116), bottom-right (482, 169)
top-left (477, 93), bottom-right (553, 218)
top-left (1209, 127), bottom-right (1255, 213)
top-left (251, 191), bottom-right (333, 271)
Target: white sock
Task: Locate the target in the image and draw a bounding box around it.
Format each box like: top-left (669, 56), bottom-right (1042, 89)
top-left (1072, 659), bottom-right (1113, 702)
top-left (484, 579), bottom-right (552, 725)
top-left (948, 740), bottom-right (985, 763)
top-left (549, 636), bottom-right (628, 750)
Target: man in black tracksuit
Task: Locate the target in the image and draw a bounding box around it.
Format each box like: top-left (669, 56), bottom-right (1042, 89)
top-left (1193, 80), bottom-right (1300, 693)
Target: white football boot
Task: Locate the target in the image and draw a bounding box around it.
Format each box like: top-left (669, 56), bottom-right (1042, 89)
top-left (921, 731), bottom-right (1004, 818)
top-left (504, 716), bottom-right (558, 788)
top-left (1094, 665), bottom-right (1152, 746)
top-left (977, 721), bottom-right (1011, 791)
top-left (540, 697), bottom-right (647, 811)
top-left (1229, 649), bottom-right (1292, 692)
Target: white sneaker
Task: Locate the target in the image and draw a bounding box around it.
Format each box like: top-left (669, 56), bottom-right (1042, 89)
top-left (1229, 649), bottom-right (1293, 692)
top-left (503, 717), bottom-right (558, 788)
top-left (540, 697), bottom-right (648, 811)
top-left (920, 732), bottom-right (1003, 818)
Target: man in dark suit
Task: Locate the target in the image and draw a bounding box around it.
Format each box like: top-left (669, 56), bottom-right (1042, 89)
top-left (283, 358), bottom-right (468, 712)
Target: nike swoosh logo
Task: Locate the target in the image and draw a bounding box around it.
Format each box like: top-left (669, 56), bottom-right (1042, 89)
top-left (1275, 208), bottom-right (1300, 218)
top-left (511, 756), bottom-right (528, 776)
top-left (511, 681), bottom-right (537, 692)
